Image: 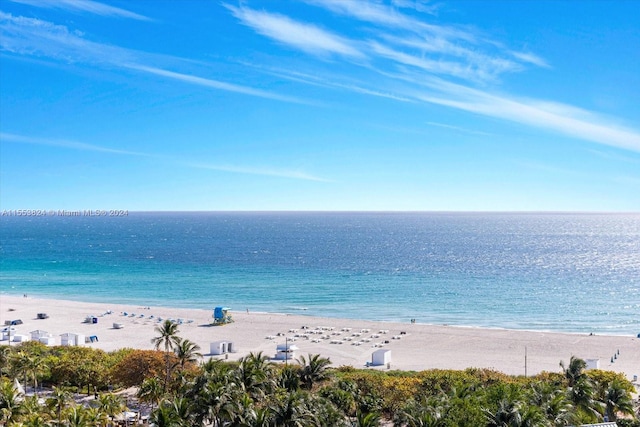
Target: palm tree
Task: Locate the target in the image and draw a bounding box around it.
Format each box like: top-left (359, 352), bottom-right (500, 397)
top-left (568, 377), bottom-right (603, 423)
top-left (354, 410), bottom-right (381, 427)
top-left (22, 412), bottom-right (50, 427)
top-left (559, 356), bottom-right (587, 387)
top-left (297, 353), bottom-right (332, 390)
top-left (604, 379), bottom-right (635, 421)
top-left (279, 365), bottom-right (302, 392)
top-left (235, 352), bottom-right (275, 399)
top-left (0, 346), bottom-right (11, 377)
top-left (66, 406), bottom-right (88, 427)
top-left (10, 351), bottom-right (32, 393)
top-left (0, 378), bottom-right (25, 425)
top-left (173, 338), bottom-right (202, 370)
top-left (97, 393), bottom-right (125, 426)
top-left (151, 320), bottom-right (182, 390)
top-left (137, 377), bottom-right (164, 412)
top-left (483, 398), bottom-right (523, 427)
top-left (46, 386), bottom-right (72, 426)
top-left (270, 391), bottom-right (316, 427)
top-left (169, 397), bottom-right (194, 427)
top-left (25, 356), bottom-right (47, 396)
top-left (529, 382), bottom-right (573, 426)
top-left (150, 403), bottom-right (180, 427)
top-left (83, 406), bottom-right (109, 427)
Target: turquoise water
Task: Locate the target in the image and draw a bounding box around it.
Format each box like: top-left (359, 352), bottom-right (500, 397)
top-left (1, 212), bottom-right (639, 335)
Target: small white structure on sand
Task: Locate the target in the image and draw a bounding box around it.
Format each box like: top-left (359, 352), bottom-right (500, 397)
top-left (60, 333), bottom-right (85, 346)
top-left (30, 330), bottom-right (55, 345)
top-left (371, 349), bottom-right (392, 367)
top-left (585, 359), bottom-right (600, 370)
top-left (274, 343), bottom-right (299, 360)
top-left (12, 334), bottom-right (30, 343)
top-left (30, 330), bottom-right (50, 340)
top-left (210, 341), bottom-right (235, 355)
top-left (1, 327), bottom-right (16, 340)
top-left (113, 323), bottom-right (124, 329)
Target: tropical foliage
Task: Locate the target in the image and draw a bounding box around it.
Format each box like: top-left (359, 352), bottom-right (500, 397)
top-left (1, 339), bottom-right (638, 427)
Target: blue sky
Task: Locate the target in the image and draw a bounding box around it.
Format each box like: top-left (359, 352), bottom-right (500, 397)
top-left (1, 0), bottom-right (639, 211)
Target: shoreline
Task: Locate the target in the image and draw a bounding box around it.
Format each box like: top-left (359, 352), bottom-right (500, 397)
top-left (2, 291), bottom-right (635, 338)
top-left (1, 295), bottom-right (639, 380)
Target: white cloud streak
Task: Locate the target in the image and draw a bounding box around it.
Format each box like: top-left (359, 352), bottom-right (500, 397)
top-left (225, 4), bottom-right (364, 59)
top-left (413, 82), bottom-right (640, 152)
top-left (186, 163), bottom-right (332, 182)
top-left (125, 65), bottom-right (309, 105)
top-left (0, 12), bottom-right (306, 104)
top-left (426, 122), bottom-right (493, 137)
top-left (391, 0), bottom-right (441, 16)
top-left (8, 0), bottom-right (151, 21)
top-left (225, 1), bottom-right (640, 153)
top-left (1, 133), bottom-right (329, 182)
top-left (0, 132), bottom-right (150, 156)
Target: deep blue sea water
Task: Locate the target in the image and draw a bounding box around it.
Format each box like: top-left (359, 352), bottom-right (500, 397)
top-left (1, 212), bottom-right (639, 335)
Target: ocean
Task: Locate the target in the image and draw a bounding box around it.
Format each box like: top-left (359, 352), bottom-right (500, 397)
top-left (1, 212), bottom-right (638, 335)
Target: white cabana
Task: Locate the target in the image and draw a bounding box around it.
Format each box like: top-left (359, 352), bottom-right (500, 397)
top-left (39, 336), bottom-right (56, 345)
top-left (585, 359), bottom-right (600, 370)
top-left (274, 342), bottom-right (299, 360)
top-left (12, 334), bottom-right (30, 343)
top-left (30, 330), bottom-right (51, 340)
top-left (210, 341), bottom-right (235, 355)
top-left (60, 333), bottom-right (85, 346)
top-left (371, 349), bottom-right (392, 367)
top-left (2, 327), bottom-right (16, 340)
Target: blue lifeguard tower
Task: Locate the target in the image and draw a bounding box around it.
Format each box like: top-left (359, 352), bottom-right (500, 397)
top-left (212, 307), bottom-right (233, 325)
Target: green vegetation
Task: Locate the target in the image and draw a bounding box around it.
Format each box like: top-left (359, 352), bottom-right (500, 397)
top-left (1, 337), bottom-right (638, 426)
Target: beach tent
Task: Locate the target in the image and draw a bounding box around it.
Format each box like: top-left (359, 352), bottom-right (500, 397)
top-left (371, 349), bottom-right (392, 367)
top-left (274, 343), bottom-right (298, 360)
top-left (210, 341), bottom-right (235, 355)
top-left (13, 379), bottom-right (25, 397)
top-left (60, 333), bottom-right (85, 346)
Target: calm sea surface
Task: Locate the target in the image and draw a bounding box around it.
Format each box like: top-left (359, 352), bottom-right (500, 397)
top-left (1, 212), bottom-right (638, 335)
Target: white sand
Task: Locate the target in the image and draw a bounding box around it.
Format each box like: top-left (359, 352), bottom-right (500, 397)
top-left (1, 295), bottom-right (638, 380)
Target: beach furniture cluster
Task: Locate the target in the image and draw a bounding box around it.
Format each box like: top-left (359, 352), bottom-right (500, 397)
top-left (119, 310), bottom-right (194, 326)
top-left (260, 323), bottom-right (408, 370)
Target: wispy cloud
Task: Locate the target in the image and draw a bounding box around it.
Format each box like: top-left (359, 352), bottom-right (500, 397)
top-left (411, 81), bottom-right (640, 152)
top-left (509, 51), bottom-right (550, 68)
top-left (0, 12), bottom-right (306, 104)
top-left (125, 65), bottom-right (309, 105)
top-left (251, 64), bottom-right (415, 103)
top-left (223, 3), bottom-right (640, 153)
top-left (225, 4), bottom-right (364, 59)
top-left (426, 122), bottom-right (493, 137)
top-left (186, 163), bottom-right (332, 182)
top-left (0, 132), bottom-right (149, 156)
top-left (1, 133), bottom-right (330, 182)
top-left (236, 1), bottom-right (545, 85)
top-left (391, 0), bottom-right (441, 16)
top-left (8, 0), bottom-right (151, 21)
top-left (586, 149), bottom-right (640, 164)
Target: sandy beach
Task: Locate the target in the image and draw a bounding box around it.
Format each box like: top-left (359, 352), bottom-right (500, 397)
top-left (1, 295), bottom-right (638, 381)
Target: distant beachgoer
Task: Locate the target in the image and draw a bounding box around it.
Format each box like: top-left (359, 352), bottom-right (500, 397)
top-left (246, 308), bottom-right (249, 314)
